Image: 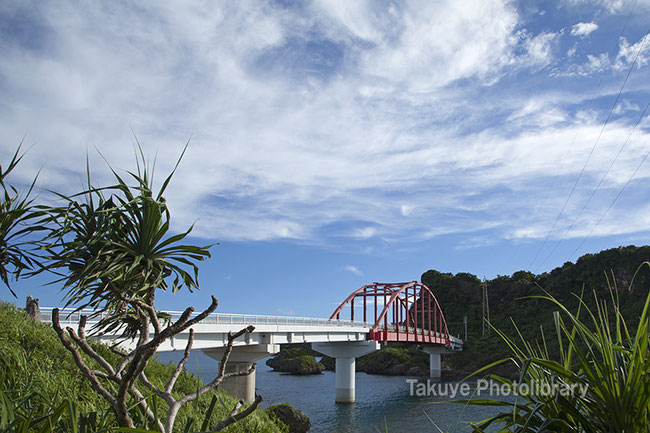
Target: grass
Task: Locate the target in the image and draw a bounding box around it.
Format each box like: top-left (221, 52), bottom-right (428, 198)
top-left (0, 302), bottom-right (286, 432)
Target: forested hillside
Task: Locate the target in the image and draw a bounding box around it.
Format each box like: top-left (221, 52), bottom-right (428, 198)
top-left (422, 245), bottom-right (650, 374)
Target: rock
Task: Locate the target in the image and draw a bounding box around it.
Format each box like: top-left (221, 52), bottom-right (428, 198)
top-left (25, 296), bottom-right (40, 321)
top-left (319, 355), bottom-right (335, 371)
top-left (268, 403), bottom-right (311, 433)
top-left (387, 364), bottom-right (408, 375)
top-left (406, 366), bottom-right (427, 376)
top-left (266, 348), bottom-right (325, 375)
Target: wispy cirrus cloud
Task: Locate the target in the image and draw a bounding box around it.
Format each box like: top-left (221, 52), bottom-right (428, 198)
top-left (343, 265), bottom-right (364, 276)
top-left (1, 0), bottom-right (649, 256)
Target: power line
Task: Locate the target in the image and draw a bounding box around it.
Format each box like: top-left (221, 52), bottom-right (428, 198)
top-left (567, 102), bottom-right (650, 261)
top-left (506, 1), bottom-right (640, 274)
top-left (536, 98), bottom-right (650, 271)
top-left (526, 18), bottom-right (646, 272)
top-left (523, 2), bottom-right (638, 271)
top-left (503, 115), bottom-right (575, 270)
top-left (533, 25), bottom-right (650, 272)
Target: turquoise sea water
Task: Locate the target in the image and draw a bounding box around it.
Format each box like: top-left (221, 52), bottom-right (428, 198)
top-left (157, 351), bottom-right (504, 433)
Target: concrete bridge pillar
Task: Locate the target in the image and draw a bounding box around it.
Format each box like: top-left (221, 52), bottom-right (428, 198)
top-left (203, 344), bottom-right (279, 402)
top-left (312, 341), bottom-right (380, 403)
top-left (421, 346), bottom-right (446, 378)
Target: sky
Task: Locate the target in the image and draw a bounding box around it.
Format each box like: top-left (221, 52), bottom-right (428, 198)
top-left (1, 0), bottom-right (650, 319)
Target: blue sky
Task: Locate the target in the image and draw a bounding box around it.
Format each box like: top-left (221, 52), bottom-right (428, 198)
top-left (1, 0), bottom-right (650, 318)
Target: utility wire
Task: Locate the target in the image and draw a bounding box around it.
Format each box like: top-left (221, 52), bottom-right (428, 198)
top-left (533, 25), bottom-right (650, 272)
top-left (526, 16), bottom-right (645, 271)
top-left (537, 99), bottom-right (650, 271)
top-left (523, 2), bottom-right (638, 271)
top-left (567, 104), bottom-right (650, 260)
top-left (504, 119), bottom-right (575, 270)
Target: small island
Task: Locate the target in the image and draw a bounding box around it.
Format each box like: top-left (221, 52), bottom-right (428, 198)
top-left (266, 343), bottom-right (434, 376)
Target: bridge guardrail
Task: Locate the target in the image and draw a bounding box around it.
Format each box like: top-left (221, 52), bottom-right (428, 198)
top-left (38, 308), bottom-right (373, 329)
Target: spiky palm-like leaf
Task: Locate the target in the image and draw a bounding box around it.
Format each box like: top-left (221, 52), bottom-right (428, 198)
top-left (0, 145), bottom-right (43, 297)
top-left (457, 264), bottom-right (650, 433)
top-left (41, 144), bottom-right (212, 320)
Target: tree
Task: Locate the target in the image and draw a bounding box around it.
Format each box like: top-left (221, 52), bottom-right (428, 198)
top-left (0, 144), bottom-right (42, 296)
top-left (41, 145), bottom-right (262, 432)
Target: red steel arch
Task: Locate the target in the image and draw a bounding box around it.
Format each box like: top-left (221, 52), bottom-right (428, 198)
top-left (330, 281), bottom-right (451, 345)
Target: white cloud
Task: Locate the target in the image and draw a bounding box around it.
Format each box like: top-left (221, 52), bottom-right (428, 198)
top-left (564, 0), bottom-right (625, 14)
top-left (0, 1), bottom-right (649, 253)
top-left (343, 265), bottom-right (363, 276)
top-left (564, 33), bottom-right (650, 76)
top-left (351, 227), bottom-right (377, 240)
top-left (400, 205), bottom-right (413, 216)
top-left (520, 31), bottom-right (559, 68)
top-left (613, 99), bottom-right (641, 114)
top-left (570, 22), bottom-right (598, 38)
top-left (567, 44), bottom-right (577, 57)
top-left (615, 34), bottom-right (650, 70)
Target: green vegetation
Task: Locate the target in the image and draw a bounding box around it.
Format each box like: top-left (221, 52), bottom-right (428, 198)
top-left (458, 263), bottom-right (650, 432)
top-left (266, 347), bottom-right (325, 374)
top-left (0, 146), bottom-right (281, 432)
top-left (0, 145), bottom-right (41, 297)
top-left (0, 301), bottom-right (285, 432)
top-left (356, 344), bottom-right (428, 375)
top-left (422, 245), bottom-right (650, 374)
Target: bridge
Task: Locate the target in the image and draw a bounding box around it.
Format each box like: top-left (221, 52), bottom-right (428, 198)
top-left (41, 281), bottom-right (462, 404)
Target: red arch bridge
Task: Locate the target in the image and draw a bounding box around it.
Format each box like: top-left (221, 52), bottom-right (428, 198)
top-left (41, 281), bottom-right (462, 404)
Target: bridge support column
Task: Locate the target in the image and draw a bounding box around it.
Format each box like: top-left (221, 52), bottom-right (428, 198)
top-left (421, 346), bottom-right (446, 378)
top-left (312, 341), bottom-right (380, 403)
top-left (202, 344), bottom-right (279, 403)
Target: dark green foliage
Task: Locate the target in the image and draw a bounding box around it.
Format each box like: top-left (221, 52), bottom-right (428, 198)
top-left (356, 344), bottom-right (428, 375)
top-left (457, 265), bottom-right (650, 432)
top-left (0, 302), bottom-right (285, 432)
top-left (266, 348), bottom-right (325, 375)
top-left (421, 245), bottom-right (650, 374)
top-left (39, 146), bottom-right (212, 321)
top-left (0, 145), bottom-right (43, 297)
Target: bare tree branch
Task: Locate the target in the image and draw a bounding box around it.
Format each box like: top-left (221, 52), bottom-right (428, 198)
top-left (135, 299), bottom-right (161, 336)
top-left (212, 395), bottom-right (263, 432)
top-left (70, 316), bottom-right (116, 376)
top-left (52, 309), bottom-right (119, 409)
top-left (138, 372), bottom-right (173, 404)
top-left (176, 325), bottom-right (255, 406)
top-left (92, 368), bottom-right (162, 431)
top-left (166, 329), bottom-right (194, 393)
top-left (132, 303), bottom-right (150, 346)
top-left (217, 326), bottom-right (255, 379)
top-left (159, 296), bottom-right (218, 341)
top-left (219, 364), bottom-right (256, 382)
top-left (57, 298), bottom-right (260, 433)
top-left (109, 343), bottom-right (126, 357)
top-left (129, 382), bottom-right (165, 432)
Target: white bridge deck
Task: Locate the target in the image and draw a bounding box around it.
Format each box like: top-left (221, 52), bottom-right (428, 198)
top-left (40, 308), bottom-right (462, 351)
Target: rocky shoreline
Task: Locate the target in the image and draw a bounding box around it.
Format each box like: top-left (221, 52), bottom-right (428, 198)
top-left (267, 404), bottom-right (311, 433)
top-left (265, 347), bottom-right (325, 375)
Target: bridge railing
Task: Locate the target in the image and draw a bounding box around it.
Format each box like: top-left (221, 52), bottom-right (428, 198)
top-left (39, 308), bottom-right (372, 329)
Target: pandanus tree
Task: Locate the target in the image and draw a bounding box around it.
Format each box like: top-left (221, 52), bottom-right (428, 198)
top-left (40, 146), bottom-right (262, 432)
top-left (0, 145), bottom-right (42, 297)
